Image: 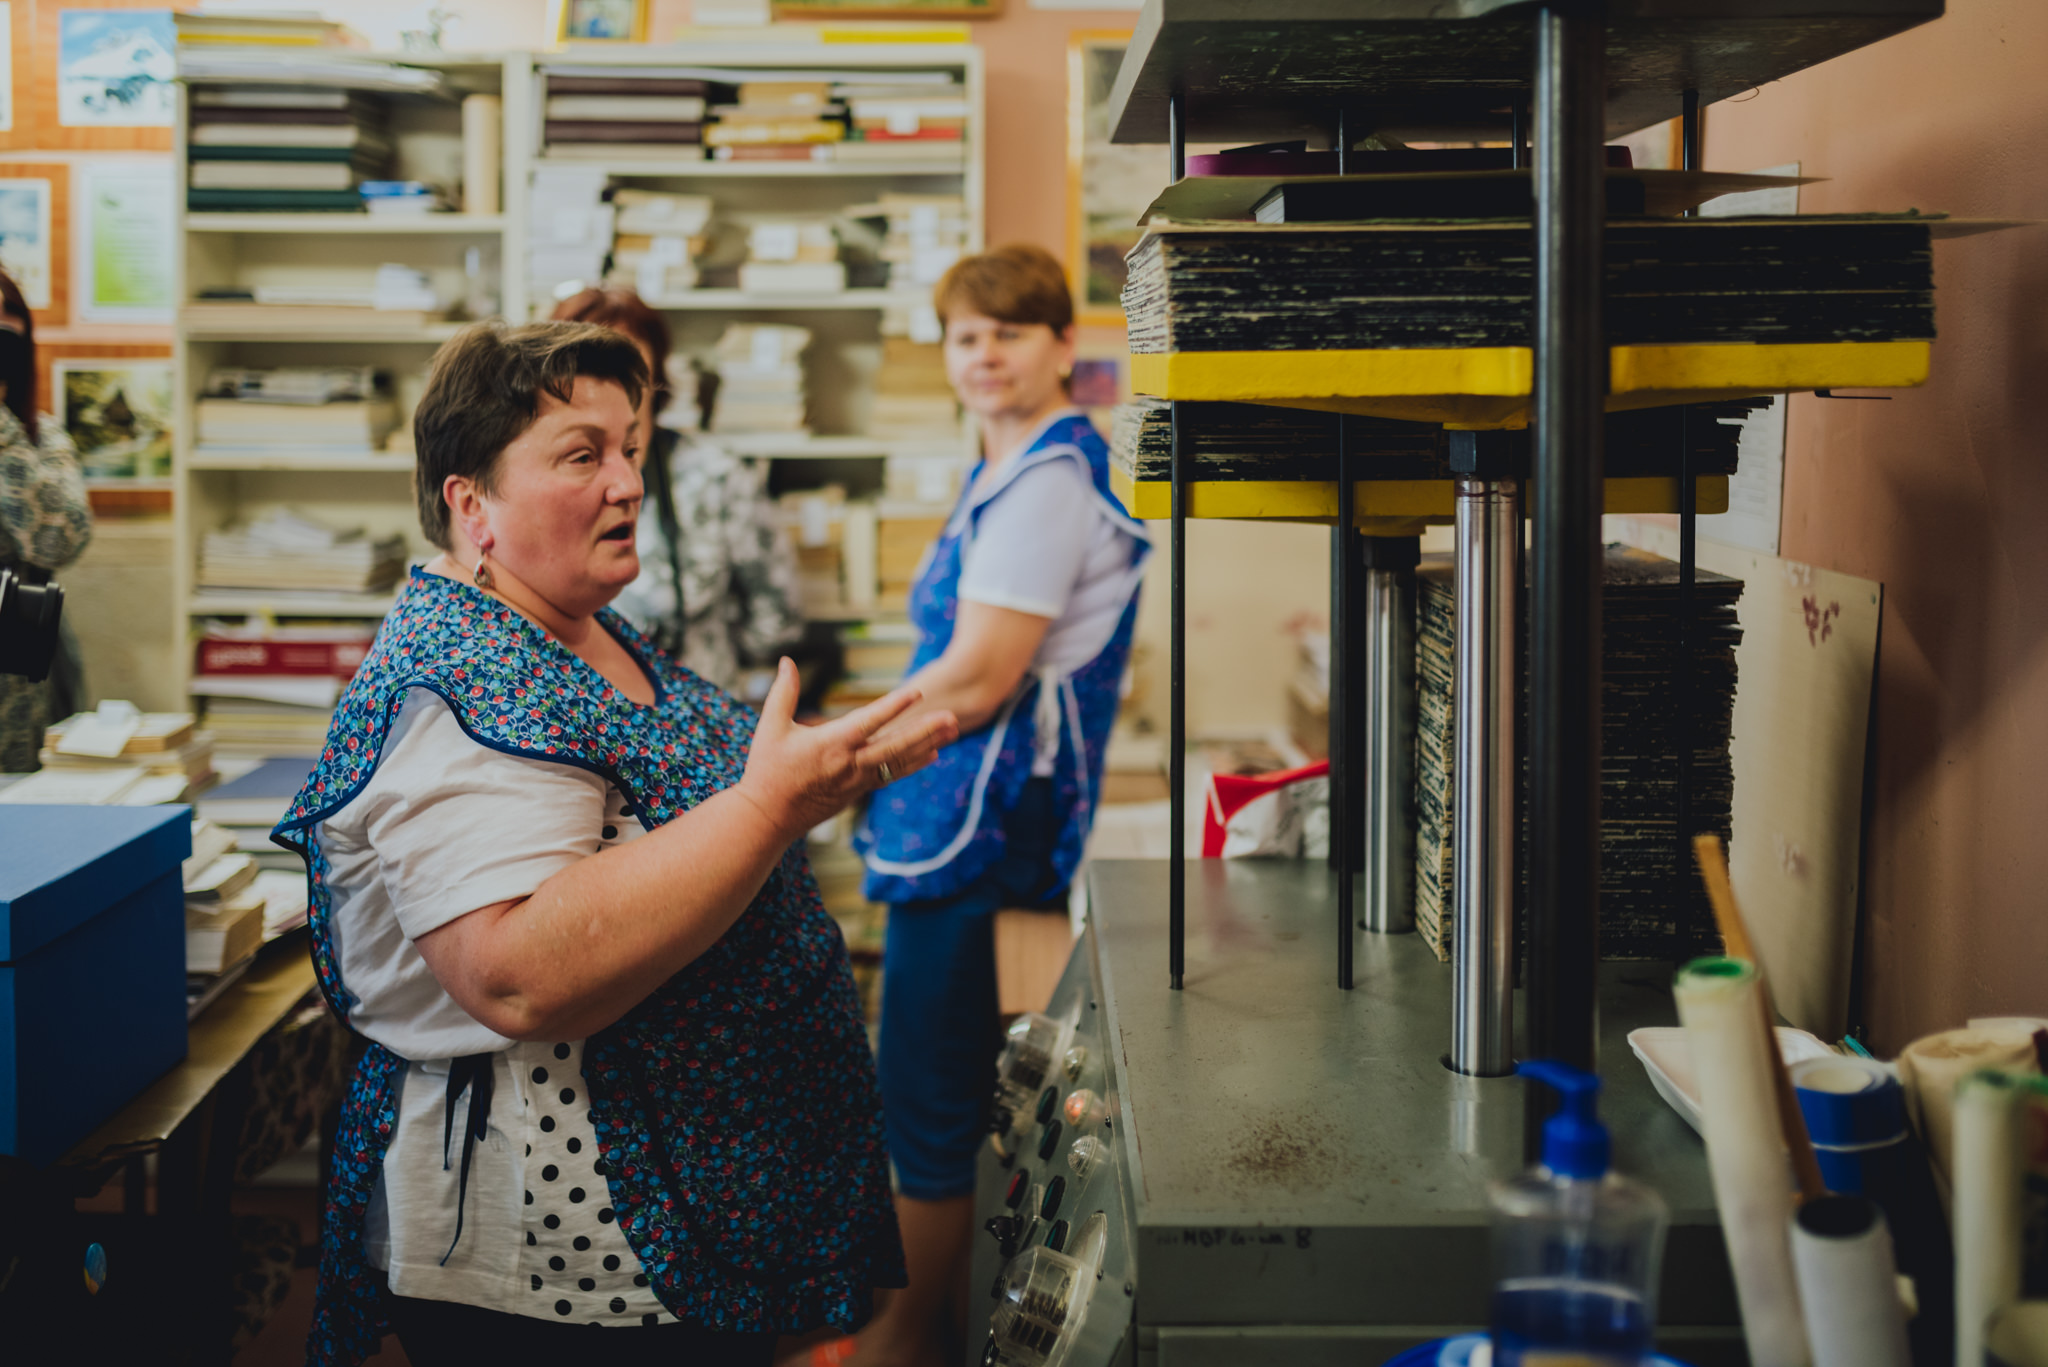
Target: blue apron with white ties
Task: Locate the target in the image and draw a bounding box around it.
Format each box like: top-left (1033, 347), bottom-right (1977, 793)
top-left (855, 411), bottom-right (1148, 905)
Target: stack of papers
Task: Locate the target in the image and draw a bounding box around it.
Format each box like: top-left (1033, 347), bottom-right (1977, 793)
top-left (198, 508), bottom-right (405, 593)
top-left (41, 703), bottom-right (216, 795)
top-left (527, 166), bottom-right (613, 302)
top-left (711, 324), bottom-right (810, 434)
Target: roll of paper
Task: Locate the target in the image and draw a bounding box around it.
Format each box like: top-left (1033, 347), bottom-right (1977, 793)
top-left (1898, 1027), bottom-right (2039, 1205)
top-left (462, 93), bottom-right (502, 217)
top-left (1955, 1070), bottom-right (2026, 1367)
top-left (1675, 957), bottom-right (1812, 1367)
top-left (1987, 1302), bottom-right (2048, 1366)
top-left (1790, 1194), bottom-right (1910, 1367)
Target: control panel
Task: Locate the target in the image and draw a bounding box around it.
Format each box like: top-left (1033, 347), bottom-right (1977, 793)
top-left (969, 936), bottom-right (1133, 1367)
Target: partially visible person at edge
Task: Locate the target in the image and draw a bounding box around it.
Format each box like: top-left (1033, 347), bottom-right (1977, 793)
top-left (0, 267), bottom-right (90, 772)
top-left (850, 244), bottom-right (1149, 1367)
top-left (269, 321), bottom-right (957, 1367)
top-left (551, 286), bottom-right (801, 699)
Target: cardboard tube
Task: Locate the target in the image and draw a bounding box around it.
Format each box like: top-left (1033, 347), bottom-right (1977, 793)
top-left (1899, 1027), bottom-right (2038, 1209)
top-left (1790, 1195), bottom-right (1910, 1367)
top-left (1955, 1070), bottom-right (2026, 1367)
top-left (1675, 957), bottom-right (1811, 1367)
top-left (462, 94), bottom-right (502, 216)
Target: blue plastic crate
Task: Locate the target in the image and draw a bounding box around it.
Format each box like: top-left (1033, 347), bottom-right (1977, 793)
top-left (0, 806), bottom-right (191, 1166)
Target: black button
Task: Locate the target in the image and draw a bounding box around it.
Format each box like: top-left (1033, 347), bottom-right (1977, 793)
top-left (1045, 1219), bottom-right (1070, 1252)
top-left (1035, 1086), bottom-right (1059, 1126)
top-left (990, 1273), bottom-right (1006, 1301)
top-left (982, 1214), bottom-right (1020, 1255)
top-left (1004, 1171), bottom-right (1028, 1210)
top-left (1037, 1119), bottom-right (1063, 1162)
top-left (1040, 1175), bottom-right (1065, 1220)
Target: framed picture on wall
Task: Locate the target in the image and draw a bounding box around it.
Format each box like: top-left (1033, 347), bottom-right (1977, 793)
top-left (53, 355), bottom-right (173, 485)
top-left (0, 162), bottom-right (69, 325)
top-left (558, 0), bottom-right (649, 41)
top-left (77, 159), bottom-right (171, 322)
top-left (1067, 31), bottom-right (1164, 326)
top-left (772, 0), bottom-right (998, 16)
top-left (33, 2), bottom-right (178, 150)
top-left (0, 4), bottom-right (36, 151)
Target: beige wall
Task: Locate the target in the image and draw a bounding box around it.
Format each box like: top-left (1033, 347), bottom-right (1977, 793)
top-left (1704, 0), bottom-right (2048, 1050)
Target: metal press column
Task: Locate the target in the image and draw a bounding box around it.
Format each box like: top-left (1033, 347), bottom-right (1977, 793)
top-left (1361, 536), bottom-right (1417, 935)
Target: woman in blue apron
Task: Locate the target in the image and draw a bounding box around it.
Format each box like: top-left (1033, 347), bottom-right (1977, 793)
top-left (851, 245), bottom-right (1149, 1365)
top-left (270, 322), bottom-right (956, 1366)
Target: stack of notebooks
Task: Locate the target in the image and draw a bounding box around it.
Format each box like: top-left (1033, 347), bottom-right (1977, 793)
top-left (710, 324), bottom-right (810, 434)
top-left (186, 85), bottom-right (389, 213)
top-left (864, 192), bottom-right (968, 288)
top-left (542, 67), bottom-right (710, 161)
top-left (40, 710), bottom-right (217, 800)
top-left (739, 219), bottom-right (844, 294)
top-left (707, 81), bottom-right (844, 162)
top-left (869, 339), bottom-right (959, 440)
top-left (198, 508), bottom-right (405, 597)
top-left (840, 80), bottom-right (968, 166)
top-left (196, 366), bottom-right (399, 456)
top-left (1413, 546), bottom-right (1743, 965)
top-left (1123, 217), bottom-right (1936, 356)
top-left (607, 189), bottom-right (713, 298)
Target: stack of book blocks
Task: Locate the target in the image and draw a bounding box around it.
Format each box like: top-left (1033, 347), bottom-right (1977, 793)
top-left (187, 86), bottom-right (388, 213)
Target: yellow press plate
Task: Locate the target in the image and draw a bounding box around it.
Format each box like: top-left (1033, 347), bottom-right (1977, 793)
top-left (1110, 468), bottom-right (1729, 524)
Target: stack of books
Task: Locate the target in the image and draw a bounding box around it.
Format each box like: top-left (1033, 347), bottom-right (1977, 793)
top-left (869, 339), bottom-right (959, 440)
top-left (875, 506), bottom-right (946, 613)
top-left (710, 324), bottom-right (810, 434)
top-left (865, 192), bottom-right (968, 288)
top-left (39, 710), bottom-right (217, 800)
top-left (775, 485), bottom-right (875, 619)
top-left (824, 620), bottom-right (916, 715)
top-left (182, 826), bottom-right (266, 977)
top-left (542, 67), bottom-right (710, 160)
top-left (739, 219), bottom-right (844, 294)
top-left (186, 86), bottom-right (389, 213)
top-left (608, 189), bottom-right (713, 298)
top-left (1413, 546), bottom-right (1744, 964)
top-left (194, 757), bottom-right (319, 853)
top-left (197, 507), bottom-right (405, 599)
top-left (707, 80), bottom-right (844, 162)
top-left (196, 366), bottom-right (399, 457)
top-left (527, 165), bottom-right (612, 303)
top-left (839, 79), bottom-right (968, 166)
top-left (193, 688), bottom-right (339, 760)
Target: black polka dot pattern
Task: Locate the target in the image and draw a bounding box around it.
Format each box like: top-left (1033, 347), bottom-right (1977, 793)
top-left (514, 1040), bottom-right (661, 1325)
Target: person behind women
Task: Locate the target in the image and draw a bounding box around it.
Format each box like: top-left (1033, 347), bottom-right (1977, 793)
top-left (852, 244), bottom-right (1149, 1365)
top-left (0, 267), bottom-right (90, 771)
top-left (551, 287), bottom-right (800, 697)
top-left (271, 322), bottom-right (957, 1366)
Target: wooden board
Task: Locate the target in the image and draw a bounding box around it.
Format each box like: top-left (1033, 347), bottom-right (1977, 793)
top-left (1610, 517), bottom-right (1881, 1038)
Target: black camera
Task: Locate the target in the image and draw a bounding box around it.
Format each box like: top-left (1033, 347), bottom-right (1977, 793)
top-left (0, 566), bottom-right (62, 682)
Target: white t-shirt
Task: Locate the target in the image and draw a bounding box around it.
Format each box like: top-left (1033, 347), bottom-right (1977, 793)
top-left (318, 690), bottom-right (666, 1324)
top-left (953, 434), bottom-right (1146, 678)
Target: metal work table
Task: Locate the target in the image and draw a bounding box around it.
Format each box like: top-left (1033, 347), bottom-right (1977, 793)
top-left (1106, 0), bottom-right (1944, 144)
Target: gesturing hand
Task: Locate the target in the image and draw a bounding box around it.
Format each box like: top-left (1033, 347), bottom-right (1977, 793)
top-left (735, 657), bottom-right (959, 844)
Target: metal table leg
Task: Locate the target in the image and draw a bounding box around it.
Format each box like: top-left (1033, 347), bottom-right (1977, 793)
top-left (1167, 91), bottom-right (1187, 991)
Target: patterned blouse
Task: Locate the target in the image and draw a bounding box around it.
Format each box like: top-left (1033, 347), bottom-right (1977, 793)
top-left (0, 407), bottom-right (91, 572)
top-left (609, 429), bottom-right (801, 694)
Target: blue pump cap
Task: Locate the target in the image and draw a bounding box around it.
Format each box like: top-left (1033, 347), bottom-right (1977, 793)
top-left (1518, 1060), bottom-right (1610, 1179)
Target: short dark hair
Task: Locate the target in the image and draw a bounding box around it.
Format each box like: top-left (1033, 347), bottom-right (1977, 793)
top-left (933, 243), bottom-right (1074, 336)
top-left (551, 287), bottom-right (673, 419)
top-left (412, 321), bottom-right (647, 550)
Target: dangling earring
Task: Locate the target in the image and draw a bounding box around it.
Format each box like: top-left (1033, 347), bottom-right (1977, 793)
top-left (473, 552), bottom-right (495, 591)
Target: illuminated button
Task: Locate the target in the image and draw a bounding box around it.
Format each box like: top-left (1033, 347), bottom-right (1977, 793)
top-left (1035, 1086), bottom-right (1059, 1126)
top-left (1037, 1119), bottom-right (1063, 1162)
top-left (1040, 1175), bottom-right (1065, 1219)
top-left (1044, 1219), bottom-right (1070, 1253)
top-left (1068, 1135), bottom-right (1107, 1183)
top-left (1004, 1171), bottom-right (1028, 1210)
top-left (1063, 1045), bottom-right (1089, 1081)
top-left (1063, 1088), bottom-right (1103, 1129)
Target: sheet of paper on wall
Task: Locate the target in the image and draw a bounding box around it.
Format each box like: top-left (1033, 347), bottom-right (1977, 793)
top-left (79, 160), bottom-right (174, 324)
top-left (1696, 164), bottom-right (1800, 555)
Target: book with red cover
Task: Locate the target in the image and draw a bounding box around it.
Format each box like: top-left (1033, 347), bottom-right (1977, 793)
top-left (850, 127), bottom-right (964, 142)
top-left (195, 637), bottom-right (371, 680)
top-left (544, 121), bottom-right (702, 144)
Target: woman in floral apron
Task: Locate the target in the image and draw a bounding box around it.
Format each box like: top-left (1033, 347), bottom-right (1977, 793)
top-left (273, 321), bottom-right (956, 1366)
top-left (852, 245), bottom-right (1149, 1365)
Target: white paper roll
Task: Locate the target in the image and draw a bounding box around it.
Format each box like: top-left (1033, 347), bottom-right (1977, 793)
top-left (1955, 1069), bottom-right (2025, 1367)
top-left (1790, 1195), bottom-right (1910, 1367)
top-left (1898, 1026), bottom-right (2038, 1205)
top-left (462, 94), bottom-right (502, 217)
top-left (1674, 957), bottom-right (1811, 1367)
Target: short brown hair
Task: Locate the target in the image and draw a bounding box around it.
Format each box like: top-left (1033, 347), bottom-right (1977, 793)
top-left (933, 243), bottom-right (1073, 335)
top-left (551, 287), bottom-right (673, 418)
top-left (412, 321), bottom-right (647, 550)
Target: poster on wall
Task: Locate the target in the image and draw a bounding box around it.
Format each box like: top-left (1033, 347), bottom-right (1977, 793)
top-left (0, 175), bottom-right (50, 309)
top-left (57, 9), bottom-right (175, 128)
top-left (1068, 31), bottom-right (1163, 326)
top-left (0, 4), bottom-right (14, 132)
top-left (55, 357), bottom-right (173, 484)
top-left (78, 159), bottom-right (171, 322)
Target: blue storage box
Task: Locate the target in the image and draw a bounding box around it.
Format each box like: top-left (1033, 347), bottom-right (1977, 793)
top-left (0, 806), bottom-right (190, 1166)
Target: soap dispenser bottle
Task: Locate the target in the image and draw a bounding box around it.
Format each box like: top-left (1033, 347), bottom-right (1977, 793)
top-left (1489, 1060), bottom-right (1671, 1367)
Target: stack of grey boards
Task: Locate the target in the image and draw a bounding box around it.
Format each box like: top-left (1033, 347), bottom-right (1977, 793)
top-left (1414, 546), bottom-right (1743, 964)
top-left (1123, 219), bottom-right (1934, 355)
top-left (1108, 398), bottom-right (1767, 486)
